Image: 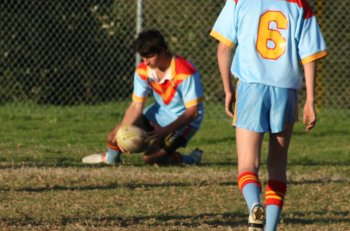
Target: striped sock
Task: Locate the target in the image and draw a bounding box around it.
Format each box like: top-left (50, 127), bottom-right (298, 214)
top-left (237, 171), bottom-right (262, 213)
top-left (265, 180), bottom-right (287, 231)
top-left (106, 144), bottom-right (122, 163)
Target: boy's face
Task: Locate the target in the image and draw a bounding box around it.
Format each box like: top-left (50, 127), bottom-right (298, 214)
top-left (141, 53), bottom-right (161, 69)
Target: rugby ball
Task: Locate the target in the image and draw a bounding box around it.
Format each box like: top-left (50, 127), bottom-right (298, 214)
top-left (116, 125), bottom-right (147, 153)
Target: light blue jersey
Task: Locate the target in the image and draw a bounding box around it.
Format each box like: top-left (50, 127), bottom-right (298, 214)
top-left (132, 56), bottom-right (205, 130)
top-left (210, 0), bottom-right (327, 89)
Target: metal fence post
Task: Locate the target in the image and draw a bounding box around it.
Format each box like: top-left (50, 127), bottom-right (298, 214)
top-left (135, 0), bottom-right (143, 68)
top-left (316, 0), bottom-right (325, 109)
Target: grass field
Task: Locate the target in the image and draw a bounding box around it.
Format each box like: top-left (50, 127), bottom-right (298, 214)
top-left (1, 103), bottom-right (350, 230)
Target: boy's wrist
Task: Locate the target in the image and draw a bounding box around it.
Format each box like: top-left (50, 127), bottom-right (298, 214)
top-left (306, 99), bottom-right (315, 104)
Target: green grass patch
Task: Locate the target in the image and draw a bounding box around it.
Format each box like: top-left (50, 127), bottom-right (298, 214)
top-left (0, 103), bottom-right (350, 230)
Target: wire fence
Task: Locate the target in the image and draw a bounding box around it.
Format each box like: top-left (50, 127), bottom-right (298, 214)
top-left (0, 0), bottom-right (349, 119)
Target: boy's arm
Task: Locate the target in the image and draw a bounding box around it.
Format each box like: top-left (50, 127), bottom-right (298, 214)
top-left (303, 61), bottom-right (317, 131)
top-left (108, 101), bottom-right (144, 151)
top-left (163, 105), bottom-right (199, 133)
top-left (121, 101), bottom-right (144, 125)
top-left (217, 42), bottom-right (235, 118)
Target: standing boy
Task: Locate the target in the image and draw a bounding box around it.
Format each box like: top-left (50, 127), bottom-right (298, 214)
top-left (210, 0), bottom-right (327, 230)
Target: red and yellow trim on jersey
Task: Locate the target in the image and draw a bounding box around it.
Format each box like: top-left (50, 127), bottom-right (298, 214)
top-left (185, 96), bottom-right (205, 108)
top-left (132, 93), bottom-right (147, 103)
top-left (286, 0), bottom-right (314, 19)
top-left (135, 56), bottom-right (197, 105)
top-left (210, 30), bottom-right (235, 48)
top-left (265, 180), bottom-right (287, 207)
top-left (237, 171), bottom-right (261, 193)
top-left (301, 50), bottom-right (328, 65)
top-left (136, 63), bottom-right (149, 81)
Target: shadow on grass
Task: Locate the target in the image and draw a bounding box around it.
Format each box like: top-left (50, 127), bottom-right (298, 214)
top-left (282, 210), bottom-right (350, 225)
top-left (0, 162), bottom-right (234, 170)
top-left (0, 212), bottom-right (248, 228)
top-left (194, 136), bottom-right (234, 145)
top-left (2, 160), bottom-right (350, 170)
top-left (1, 178), bottom-right (349, 193)
top-left (293, 129), bottom-right (350, 137)
top-left (1, 210), bottom-right (350, 228)
top-left (0, 182), bottom-right (195, 192)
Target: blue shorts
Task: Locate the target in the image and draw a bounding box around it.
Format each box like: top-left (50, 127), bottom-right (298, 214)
top-left (233, 81), bottom-right (298, 133)
top-left (143, 103), bottom-right (202, 147)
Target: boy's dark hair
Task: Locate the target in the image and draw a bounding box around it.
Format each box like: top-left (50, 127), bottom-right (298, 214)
top-left (134, 29), bottom-right (168, 57)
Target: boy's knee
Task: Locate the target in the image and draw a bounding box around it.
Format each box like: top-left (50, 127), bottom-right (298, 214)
top-left (143, 149), bottom-right (169, 165)
top-left (107, 126), bottom-right (120, 144)
top-left (107, 132), bottom-right (115, 143)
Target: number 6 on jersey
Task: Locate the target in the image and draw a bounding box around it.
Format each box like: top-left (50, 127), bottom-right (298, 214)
top-left (256, 11), bottom-right (288, 60)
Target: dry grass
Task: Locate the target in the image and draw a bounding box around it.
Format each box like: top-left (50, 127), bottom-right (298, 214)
top-left (1, 164), bottom-right (349, 230)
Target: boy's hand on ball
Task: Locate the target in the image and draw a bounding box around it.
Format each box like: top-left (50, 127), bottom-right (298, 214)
top-left (146, 122), bottom-right (168, 146)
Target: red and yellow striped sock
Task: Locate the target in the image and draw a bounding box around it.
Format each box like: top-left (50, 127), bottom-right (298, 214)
top-left (265, 180), bottom-right (287, 230)
top-left (237, 171), bottom-right (261, 192)
top-left (237, 171), bottom-right (262, 212)
top-left (106, 143), bottom-right (122, 163)
top-left (107, 143), bottom-right (122, 152)
top-left (265, 180), bottom-right (287, 207)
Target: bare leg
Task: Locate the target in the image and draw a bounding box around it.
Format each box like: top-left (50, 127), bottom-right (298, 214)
top-left (267, 123), bottom-right (294, 182)
top-left (236, 128), bottom-right (265, 229)
top-left (144, 146), bottom-right (168, 164)
top-left (143, 147), bottom-right (181, 165)
top-left (236, 128), bottom-right (264, 174)
top-left (265, 123), bottom-right (294, 231)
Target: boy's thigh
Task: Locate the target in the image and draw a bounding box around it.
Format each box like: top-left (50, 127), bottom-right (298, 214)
top-left (142, 104), bottom-right (198, 154)
top-left (159, 132), bottom-right (187, 154)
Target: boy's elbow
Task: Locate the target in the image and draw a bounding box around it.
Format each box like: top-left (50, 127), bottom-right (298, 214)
top-left (190, 106), bottom-right (199, 120)
top-left (218, 42), bottom-right (231, 53)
